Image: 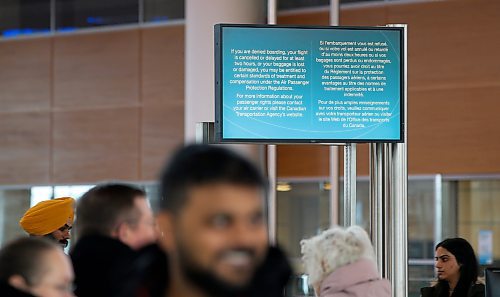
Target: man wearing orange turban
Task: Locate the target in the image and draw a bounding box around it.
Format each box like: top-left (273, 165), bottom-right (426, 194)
top-left (19, 197), bottom-right (75, 248)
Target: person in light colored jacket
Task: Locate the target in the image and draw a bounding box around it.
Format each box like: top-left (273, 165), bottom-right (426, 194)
top-left (301, 225), bottom-right (391, 297)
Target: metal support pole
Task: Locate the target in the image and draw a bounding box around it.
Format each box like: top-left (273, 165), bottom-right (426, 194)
top-left (50, 0), bottom-right (56, 32)
top-left (330, 0), bottom-right (339, 26)
top-left (330, 147), bottom-right (339, 226)
top-left (370, 24), bottom-right (408, 296)
top-left (138, 0), bottom-right (144, 24)
top-left (370, 143), bottom-right (385, 276)
top-left (390, 142), bottom-right (407, 297)
top-left (329, 0), bottom-right (340, 227)
top-left (434, 174), bottom-right (443, 248)
top-left (383, 143), bottom-right (391, 279)
top-left (267, 145), bottom-right (277, 245)
top-left (388, 24), bottom-right (408, 297)
top-left (268, 0), bottom-right (277, 25)
top-left (195, 122), bottom-right (215, 144)
top-left (343, 143), bottom-right (356, 227)
top-left (266, 0), bottom-right (277, 245)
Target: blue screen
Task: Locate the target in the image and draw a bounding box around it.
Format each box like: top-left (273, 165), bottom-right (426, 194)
top-left (216, 25), bottom-right (403, 143)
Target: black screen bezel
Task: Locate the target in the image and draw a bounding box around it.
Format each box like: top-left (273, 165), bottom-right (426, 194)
top-left (214, 23), bottom-right (405, 144)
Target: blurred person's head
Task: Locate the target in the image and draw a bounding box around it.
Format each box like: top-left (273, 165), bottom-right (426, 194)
top-left (434, 238), bottom-right (479, 292)
top-left (301, 225), bottom-right (376, 291)
top-left (157, 144), bottom-right (269, 297)
top-left (19, 197), bottom-right (74, 248)
top-left (76, 183), bottom-right (156, 250)
top-left (0, 237), bottom-right (74, 297)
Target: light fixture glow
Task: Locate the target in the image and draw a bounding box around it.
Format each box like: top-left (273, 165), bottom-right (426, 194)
top-left (277, 182), bottom-right (292, 192)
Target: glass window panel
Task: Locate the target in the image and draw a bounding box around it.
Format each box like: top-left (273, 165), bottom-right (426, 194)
top-left (408, 180), bottom-right (435, 258)
top-left (337, 179), bottom-right (370, 230)
top-left (441, 181), bottom-right (458, 238)
top-left (407, 179), bottom-right (436, 297)
top-left (0, 189), bottom-right (31, 247)
top-left (53, 185), bottom-right (94, 199)
top-left (144, 183), bottom-right (160, 213)
top-left (457, 180), bottom-right (500, 268)
top-left (144, 0), bottom-right (184, 23)
top-left (0, 0), bottom-right (50, 38)
top-left (408, 264), bottom-right (435, 297)
top-left (31, 186), bottom-right (53, 207)
top-left (276, 181), bottom-right (330, 270)
top-left (55, 0), bottom-right (138, 31)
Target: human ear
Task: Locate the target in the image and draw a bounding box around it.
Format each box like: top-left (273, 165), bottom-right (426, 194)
top-left (115, 222), bottom-right (130, 243)
top-left (8, 275), bottom-right (31, 292)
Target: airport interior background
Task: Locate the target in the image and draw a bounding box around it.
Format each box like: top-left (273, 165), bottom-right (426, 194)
top-left (0, 0), bottom-right (500, 296)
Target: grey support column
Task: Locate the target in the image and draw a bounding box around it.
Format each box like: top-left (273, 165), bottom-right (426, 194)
top-left (185, 0), bottom-right (265, 141)
top-left (370, 143), bottom-right (389, 277)
top-left (266, 0), bottom-right (278, 245)
top-left (390, 141), bottom-right (408, 297)
top-left (343, 143), bottom-right (357, 227)
top-left (388, 24), bottom-right (408, 297)
top-left (329, 0), bottom-right (340, 227)
top-left (434, 174), bottom-right (443, 248)
top-left (0, 190), bottom-right (31, 245)
top-left (186, 0), bottom-right (269, 237)
top-left (370, 24), bottom-right (408, 297)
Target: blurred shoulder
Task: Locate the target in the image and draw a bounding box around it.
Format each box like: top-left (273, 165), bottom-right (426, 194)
top-left (420, 285), bottom-right (436, 297)
top-left (469, 282), bottom-right (485, 297)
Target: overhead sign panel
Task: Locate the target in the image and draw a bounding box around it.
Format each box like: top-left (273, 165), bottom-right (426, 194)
top-left (215, 24), bottom-right (404, 143)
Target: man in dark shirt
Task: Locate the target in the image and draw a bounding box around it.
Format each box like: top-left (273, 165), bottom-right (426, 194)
top-left (70, 183), bottom-right (160, 297)
top-left (157, 144), bottom-right (291, 297)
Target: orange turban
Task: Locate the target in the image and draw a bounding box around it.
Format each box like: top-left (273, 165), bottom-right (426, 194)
top-left (19, 197), bottom-right (75, 236)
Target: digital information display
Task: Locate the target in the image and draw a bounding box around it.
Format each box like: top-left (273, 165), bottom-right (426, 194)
top-left (215, 24), bottom-right (404, 143)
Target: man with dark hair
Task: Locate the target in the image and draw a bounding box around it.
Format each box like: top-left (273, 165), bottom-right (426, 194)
top-left (157, 144), bottom-right (291, 297)
top-left (71, 183), bottom-right (159, 297)
top-left (0, 237), bottom-right (74, 297)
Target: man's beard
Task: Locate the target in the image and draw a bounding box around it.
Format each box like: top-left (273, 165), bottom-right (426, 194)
top-left (177, 245), bottom-right (261, 297)
top-left (44, 233), bottom-right (69, 248)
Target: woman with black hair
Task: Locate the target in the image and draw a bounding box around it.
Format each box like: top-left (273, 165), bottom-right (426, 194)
top-left (421, 238), bottom-right (485, 297)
